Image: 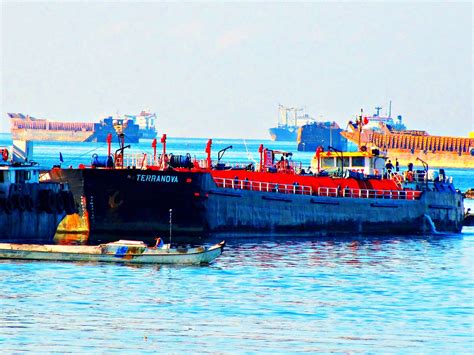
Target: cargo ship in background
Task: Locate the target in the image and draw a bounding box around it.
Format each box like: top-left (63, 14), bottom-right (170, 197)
top-left (124, 110), bottom-right (157, 139)
top-left (297, 121), bottom-right (347, 152)
top-left (356, 103), bottom-right (407, 132)
top-left (268, 105), bottom-right (314, 141)
top-left (269, 104), bottom-right (348, 152)
top-left (46, 134), bottom-right (464, 245)
top-left (8, 111), bottom-right (157, 143)
top-left (341, 106), bottom-right (474, 169)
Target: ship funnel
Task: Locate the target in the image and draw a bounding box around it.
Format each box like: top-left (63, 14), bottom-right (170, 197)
top-left (12, 140), bottom-right (34, 163)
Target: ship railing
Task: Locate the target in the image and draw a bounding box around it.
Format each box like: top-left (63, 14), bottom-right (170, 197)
top-left (122, 153), bottom-right (153, 169)
top-left (318, 187), bottom-right (421, 200)
top-left (213, 177), bottom-right (422, 200)
top-left (198, 160), bottom-right (256, 170)
top-left (201, 160), bottom-right (303, 173)
top-left (274, 160), bottom-right (303, 173)
top-left (214, 177), bottom-right (313, 195)
top-left (397, 170), bottom-right (453, 184)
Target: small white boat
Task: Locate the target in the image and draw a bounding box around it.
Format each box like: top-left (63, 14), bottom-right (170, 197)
top-left (0, 240), bottom-right (225, 265)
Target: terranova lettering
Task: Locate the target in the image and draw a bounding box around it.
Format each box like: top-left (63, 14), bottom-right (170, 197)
top-left (136, 174), bottom-right (178, 183)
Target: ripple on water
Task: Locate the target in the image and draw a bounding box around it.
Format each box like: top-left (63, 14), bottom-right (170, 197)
top-left (0, 233), bottom-right (473, 352)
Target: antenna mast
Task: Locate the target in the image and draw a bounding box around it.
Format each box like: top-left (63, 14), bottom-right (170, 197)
top-left (169, 208), bottom-right (173, 246)
top-left (278, 105), bottom-right (303, 128)
top-left (358, 108), bottom-right (363, 151)
top-left (375, 106), bottom-right (382, 117)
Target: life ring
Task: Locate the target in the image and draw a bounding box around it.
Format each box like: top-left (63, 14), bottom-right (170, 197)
top-left (25, 195), bottom-right (34, 211)
top-left (1, 149), bottom-right (8, 161)
top-left (19, 185), bottom-right (34, 211)
top-left (13, 194), bottom-right (26, 211)
top-left (40, 190), bottom-right (57, 213)
top-left (61, 190), bottom-right (76, 215)
top-left (3, 197), bottom-right (13, 214)
top-left (56, 193), bottom-right (65, 212)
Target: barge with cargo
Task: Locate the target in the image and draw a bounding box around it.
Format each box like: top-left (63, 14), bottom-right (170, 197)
top-left (341, 107), bottom-right (474, 169)
top-left (9, 111), bottom-right (157, 143)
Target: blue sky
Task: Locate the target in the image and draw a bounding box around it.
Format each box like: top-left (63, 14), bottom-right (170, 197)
top-left (1, 1), bottom-right (472, 138)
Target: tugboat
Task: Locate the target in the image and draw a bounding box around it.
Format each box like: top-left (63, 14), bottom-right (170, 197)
top-left (46, 132), bottom-right (464, 244)
top-left (0, 141), bottom-right (76, 243)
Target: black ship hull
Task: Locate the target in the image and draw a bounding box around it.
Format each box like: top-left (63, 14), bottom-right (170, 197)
top-left (51, 169), bottom-right (208, 244)
top-left (269, 127), bottom-right (298, 141)
top-left (0, 183), bottom-right (68, 244)
top-left (139, 129), bottom-right (157, 139)
top-left (50, 168), bottom-right (464, 245)
top-left (297, 123), bottom-right (347, 152)
top-left (89, 121), bottom-right (141, 143)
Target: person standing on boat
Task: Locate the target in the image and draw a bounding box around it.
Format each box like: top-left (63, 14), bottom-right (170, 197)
top-left (385, 160), bottom-right (394, 177)
top-left (395, 158), bottom-right (400, 172)
top-left (154, 237), bottom-right (164, 248)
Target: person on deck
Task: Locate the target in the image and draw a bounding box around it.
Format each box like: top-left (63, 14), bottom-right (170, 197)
top-left (154, 237), bottom-right (164, 249)
top-left (406, 162), bottom-right (414, 182)
top-left (385, 160), bottom-right (394, 175)
top-left (277, 156), bottom-right (285, 171)
top-left (395, 158), bottom-right (400, 172)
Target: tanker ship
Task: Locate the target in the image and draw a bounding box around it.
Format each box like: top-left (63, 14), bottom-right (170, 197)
top-left (341, 110), bottom-right (474, 169)
top-left (45, 134), bottom-right (464, 244)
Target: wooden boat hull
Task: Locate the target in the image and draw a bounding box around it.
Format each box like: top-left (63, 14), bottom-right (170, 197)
top-left (0, 241), bottom-right (225, 265)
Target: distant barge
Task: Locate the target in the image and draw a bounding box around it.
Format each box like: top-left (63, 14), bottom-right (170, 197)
top-left (8, 112), bottom-right (157, 143)
top-left (341, 107), bottom-right (474, 169)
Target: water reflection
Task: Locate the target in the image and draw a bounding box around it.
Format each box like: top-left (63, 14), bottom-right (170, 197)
top-left (54, 232), bottom-right (89, 245)
top-left (0, 230), bottom-right (472, 353)
top-left (213, 233), bottom-right (466, 271)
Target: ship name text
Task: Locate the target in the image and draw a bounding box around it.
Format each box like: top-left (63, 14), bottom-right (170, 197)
top-left (136, 174), bottom-right (178, 183)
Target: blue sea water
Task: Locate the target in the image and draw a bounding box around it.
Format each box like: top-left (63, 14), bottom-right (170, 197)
top-left (0, 134), bottom-right (473, 352)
